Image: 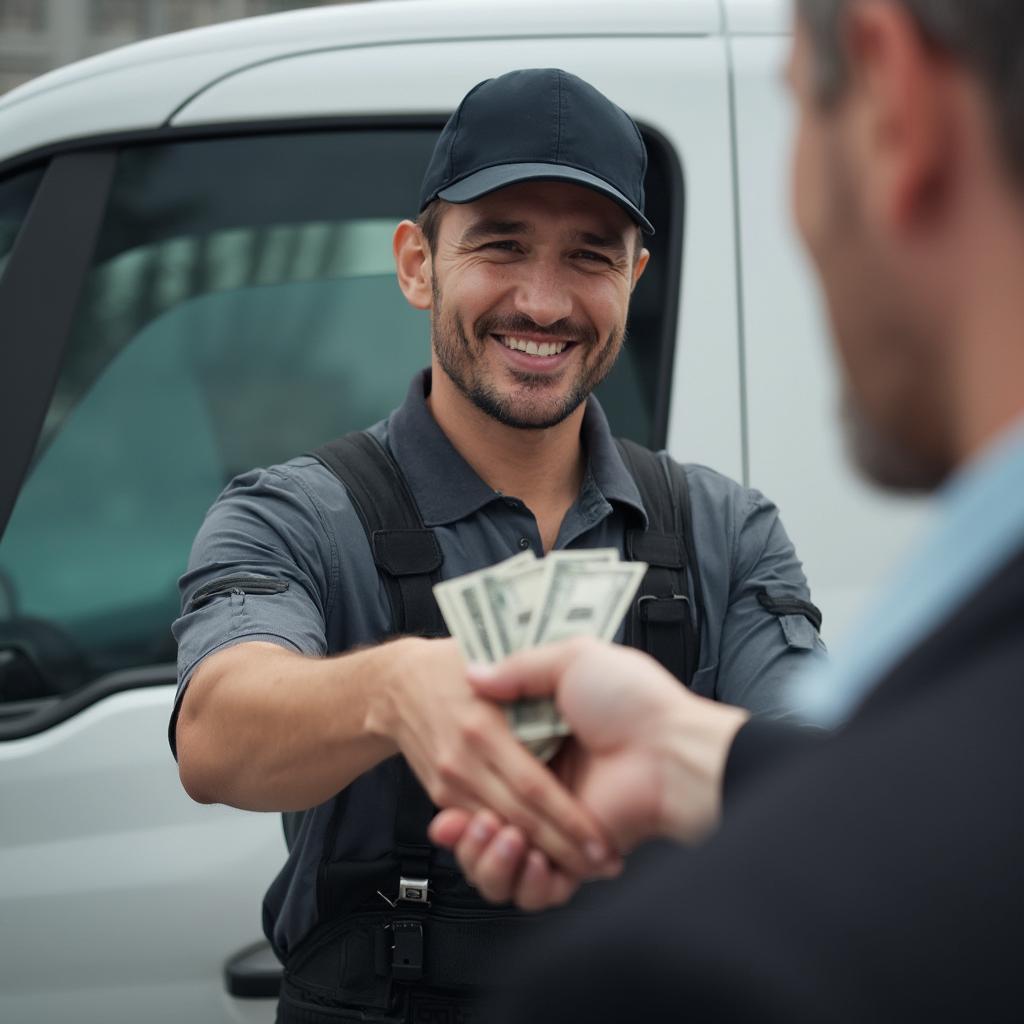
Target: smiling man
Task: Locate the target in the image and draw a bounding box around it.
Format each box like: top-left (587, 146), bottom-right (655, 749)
top-left (170, 69), bottom-right (824, 1024)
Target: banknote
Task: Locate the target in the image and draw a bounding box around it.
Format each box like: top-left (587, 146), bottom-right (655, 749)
top-left (526, 559), bottom-right (648, 647)
top-left (480, 560), bottom-right (547, 657)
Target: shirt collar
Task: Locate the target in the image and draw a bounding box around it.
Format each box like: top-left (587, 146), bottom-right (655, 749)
top-left (386, 369), bottom-right (646, 527)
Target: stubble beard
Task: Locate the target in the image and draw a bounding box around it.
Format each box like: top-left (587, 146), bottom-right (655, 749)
top-left (814, 135), bottom-right (952, 494)
top-left (840, 387), bottom-right (951, 493)
top-left (429, 275), bottom-right (625, 430)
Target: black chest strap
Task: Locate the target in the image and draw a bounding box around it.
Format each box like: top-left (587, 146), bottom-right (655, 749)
top-left (312, 431), bottom-right (445, 638)
top-left (310, 430), bottom-right (445, 898)
top-left (615, 438), bottom-right (703, 685)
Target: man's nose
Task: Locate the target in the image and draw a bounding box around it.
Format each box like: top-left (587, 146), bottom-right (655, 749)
top-left (512, 264), bottom-right (574, 327)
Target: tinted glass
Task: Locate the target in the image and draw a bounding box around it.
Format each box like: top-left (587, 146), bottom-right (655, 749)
top-left (0, 164), bottom-right (45, 286)
top-left (0, 127), bottom-right (679, 703)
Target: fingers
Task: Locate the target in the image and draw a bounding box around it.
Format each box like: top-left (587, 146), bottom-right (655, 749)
top-left (463, 823), bottom-right (527, 904)
top-left (447, 809), bottom-right (582, 910)
top-left (514, 851), bottom-right (579, 911)
top-left (417, 696), bottom-right (614, 877)
top-left (428, 807), bottom-right (472, 849)
top-left (466, 637), bottom-right (599, 702)
top-left (474, 738), bottom-right (612, 877)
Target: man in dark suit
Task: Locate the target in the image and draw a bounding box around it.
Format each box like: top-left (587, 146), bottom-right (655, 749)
top-left (429, 1), bottom-right (1024, 1018)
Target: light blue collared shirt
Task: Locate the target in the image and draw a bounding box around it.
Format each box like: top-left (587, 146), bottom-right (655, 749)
top-left (793, 416), bottom-right (1024, 727)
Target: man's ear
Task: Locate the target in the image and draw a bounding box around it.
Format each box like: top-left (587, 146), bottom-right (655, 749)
top-left (844, 0), bottom-right (955, 234)
top-left (631, 247), bottom-right (650, 292)
top-left (394, 220), bottom-right (433, 310)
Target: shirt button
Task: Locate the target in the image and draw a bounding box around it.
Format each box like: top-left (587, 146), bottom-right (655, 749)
top-left (518, 537), bottom-right (530, 550)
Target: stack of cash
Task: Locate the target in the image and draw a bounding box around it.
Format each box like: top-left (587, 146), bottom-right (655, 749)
top-left (433, 549), bottom-right (647, 761)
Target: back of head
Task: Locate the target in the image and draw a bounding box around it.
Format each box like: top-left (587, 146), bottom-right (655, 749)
top-left (798, 0), bottom-right (1024, 190)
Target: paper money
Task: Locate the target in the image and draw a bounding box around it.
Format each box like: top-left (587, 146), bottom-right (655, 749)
top-left (527, 560), bottom-right (648, 647)
top-left (434, 548), bottom-right (647, 761)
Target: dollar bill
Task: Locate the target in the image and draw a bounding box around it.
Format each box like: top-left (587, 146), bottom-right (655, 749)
top-left (433, 577), bottom-right (482, 661)
top-left (526, 559), bottom-right (647, 647)
top-left (434, 572), bottom-right (499, 662)
top-left (480, 561), bottom-right (547, 657)
top-left (506, 695), bottom-right (573, 741)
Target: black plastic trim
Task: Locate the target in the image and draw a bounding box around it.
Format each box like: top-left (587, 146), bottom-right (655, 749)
top-left (757, 590), bottom-right (824, 632)
top-left (641, 122), bottom-right (685, 452)
top-left (0, 114), bottom-right (448, 179)
top-left (0, 663), bottom-right (175, 741)
top-left (224, 939), bottom-right (282, 1000)
top-left (0, 150), bottom-right (117, 540)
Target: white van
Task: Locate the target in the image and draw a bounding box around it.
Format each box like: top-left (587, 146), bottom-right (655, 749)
top-left (0, 1), bottom-right (926, 1021)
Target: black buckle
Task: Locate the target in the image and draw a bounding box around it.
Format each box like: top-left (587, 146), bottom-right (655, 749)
top-left (391, 920), bottom-right (424, 981)
top-left (638, 594), bottom-right (690, 624)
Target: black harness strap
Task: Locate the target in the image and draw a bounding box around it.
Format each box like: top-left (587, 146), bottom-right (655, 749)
top-left (311, 431), bottom-right (445, 914)
top-left (616, 438), bottom-right (703, 685)
top-left (312, 431), bottom-right (445, 638)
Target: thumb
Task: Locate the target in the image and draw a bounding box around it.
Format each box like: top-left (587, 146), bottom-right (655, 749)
top-left (466, 638), bottom-right (599, 703)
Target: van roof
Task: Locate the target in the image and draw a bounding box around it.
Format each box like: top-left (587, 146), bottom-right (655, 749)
top-left (0, 0), bottom-right (790, 168)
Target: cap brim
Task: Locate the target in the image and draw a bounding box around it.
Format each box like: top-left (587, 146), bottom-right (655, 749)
top-left (436, 162), bottom-right (654, 234)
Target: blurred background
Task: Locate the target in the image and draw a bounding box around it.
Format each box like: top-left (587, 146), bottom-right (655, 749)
top-left (0, 0), bottom-right (371, 96)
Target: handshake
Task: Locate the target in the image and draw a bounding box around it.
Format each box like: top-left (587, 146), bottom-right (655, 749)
top-left (424, 554), bottom-right (749, 912)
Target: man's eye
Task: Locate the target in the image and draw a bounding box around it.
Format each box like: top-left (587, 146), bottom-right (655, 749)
top-left (482, 240), bottom-right (520, 252)
top-left (573, 250), bottom-right (611, 264)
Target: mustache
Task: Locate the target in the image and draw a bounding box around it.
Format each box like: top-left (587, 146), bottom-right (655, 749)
top-left (474, 313), bottom-right (596, 345)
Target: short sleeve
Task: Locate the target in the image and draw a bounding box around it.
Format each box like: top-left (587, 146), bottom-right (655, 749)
top-left (169, 462), bottom-right (337, 755)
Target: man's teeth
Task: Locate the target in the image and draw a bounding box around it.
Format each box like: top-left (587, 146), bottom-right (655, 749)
top-left (499, 336), bottom-right (569, 357)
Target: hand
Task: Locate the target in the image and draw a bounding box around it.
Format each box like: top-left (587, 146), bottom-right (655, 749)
top-left (429, 638), bottom-right (749, 908)
top-left (430, 806), bottom-right (588, 910)
top-left (368, 636), bottom-right (616, 878)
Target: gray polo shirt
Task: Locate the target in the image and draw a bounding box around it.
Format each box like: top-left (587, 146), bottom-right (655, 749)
top-left (171, 368), bottom-right (825, 960)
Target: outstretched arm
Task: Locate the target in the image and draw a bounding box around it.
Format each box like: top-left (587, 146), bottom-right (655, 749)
top-left (176, 635), bottom-right (617, 880)
top-left (173, 463), bottom-right (615, 880)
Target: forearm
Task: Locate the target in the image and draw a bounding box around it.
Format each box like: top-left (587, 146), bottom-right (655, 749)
top-left (175, 639), bottom-right (407, 811)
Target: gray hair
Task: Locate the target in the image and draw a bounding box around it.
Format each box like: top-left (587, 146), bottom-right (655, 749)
top-left (796, 0), bottom-right (1024, 186)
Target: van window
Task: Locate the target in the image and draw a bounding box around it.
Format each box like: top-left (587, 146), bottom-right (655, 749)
top-left (0, 165), bottom-right (45, 285)
top-left (0, 126), bottom-right (680, 703)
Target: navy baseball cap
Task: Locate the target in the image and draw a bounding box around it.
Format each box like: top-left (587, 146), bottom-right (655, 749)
top-left (419, 68), bottom-right (654, 234)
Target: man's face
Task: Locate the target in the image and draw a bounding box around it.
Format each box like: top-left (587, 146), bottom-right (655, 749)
top-left (787, 18), bottom-right (951, 489)
top-left (426, 181), bottom-right (647, 430)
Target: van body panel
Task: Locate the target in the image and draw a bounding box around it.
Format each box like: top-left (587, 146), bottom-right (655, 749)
top-left (730, 35), bottom-right (927, 641)
top-left (0, 686), bottom-right (284, 1024)
top-left (724, 0), bottom-right (793, 35)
